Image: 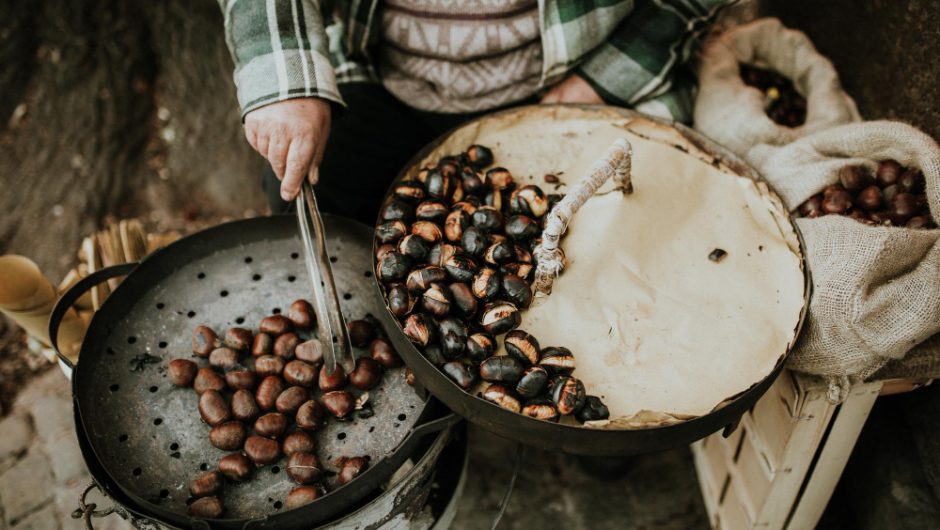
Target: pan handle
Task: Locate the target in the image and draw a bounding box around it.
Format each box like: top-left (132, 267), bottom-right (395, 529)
top-left (49, 262), bottom-right (138, 370)
top-left (70, 482), bottom-right (117, 530)
top-left (409, 411), bottom-right (463, 440)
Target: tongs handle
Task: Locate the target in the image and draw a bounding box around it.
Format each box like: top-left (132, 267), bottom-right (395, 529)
top-left (295, 181), bottom-right (353, 374)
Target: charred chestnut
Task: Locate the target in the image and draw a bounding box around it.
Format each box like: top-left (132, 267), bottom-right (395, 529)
top-left (472, 268), bottom-right (501, 301)
top-left (219, 453), bottom-right (253, 482)
top-left (442, 361), bottom-right (476, 390)
top-left (244, 435), bottom-right (280, 466)
top-left (479, 355), bottom-right (524, 383)
top-left (275, 386), bottom-right (309, 415)
top-left (483, 384), bottom-right (521, 412)
top-left (466, 333), bottom-right (496, 362)
top-left (199, 390), bottom-right (231, 426)
top-left (294, 341), bottom-right (323, 365)
top-left (349, 357), bottom-right (383, 390)
top-left (444, 210), bottom-right (471, 242)
top-left (231, 389), bottom-right (260, 421)
top-left (443, 254), bottom-right (478, 283)
top-left (287, 452), bottom-right (322, 485)
top-left (377, 252), bottom-right (412, 283)
top-left (466, 144), bottom-right (494, 168)
top-left (472, 206), bottom-right (503, 232)
top-left (539, 347), bottom-right (575, 375)
top-left (286, 487), bottom-right (320, 509)
top-left (386, 283), bottom-right (413, 318)
top-left (416, 201), bottom-right (449, 224)
top-left (501, 262), bottom-right (533, 281)
top-left (461, 226), bottom-right (488, 257)
top-left (406, 266), bottom-right (448, 294)
top-left (254, 355), bottom-right (286, 377)
top-left (322, 390), bottom-right (355, 418)
top-left (411, 220), bottom-right (443, 244)
top-left (376, 220), bottom-right (408, 244)
top-left (422, 344), bottom-right (447, 366)
top-left (347, 319), bottom-right (376, 348)
top-left (448, 282), bottom-right (478, 317)
top-left (192, 325), bottom-right (218, 357)
top-left (318, 364), bottom-right (347, 392)
top-left (282, 431), bottom-right (316, 456)
top-left (483, 186), bottom-right (504, 211)
top-left (260, 315), bottom-right (293, 336)
top-left (254, 412), bottom-right (289, 439)
top-left (480, 302), bottom-right (520, 335)
top-left (439, 317), bottom-right (468, 359)
top-left (514, 246), bottom-right (533, 264)
top-left (575, 395), bottom-right (611, 423)
top-left (501, 273), bottom-right (532, 308)
top-left (190, 471), bottom-right (223, 498)
top-left (426, 169), bottom-right (454, 199)
top-left (224, 327), bottom-right (253, 352)
top-left (370, 338), bottom-right (402, 368)
top-left (504, 330), bottom-right (540, 365)
top-left (376, 243), bottom-right (396, 262)
top-left (509, 185), bottom-right (550, 218)
top-left (403, 313), bottom-right (435, 346)
top-left (483, 240), bottom-right (515, 266)
top-left (421, 283), bottom-right (452, 318)
top-left (485, 167), bottom-right (513, 190)
top-left (516, 366), bottom-right (549, 399)
top-left (452, 200), bottom-right (480, 216)
top-left (505, 215), bottom-right (540, 241)
top-left (398, 234), bottom-right (429, 260)
top-left (461, 169), bottom-right (485, 196)
top-left (426, 243), bottom-right (458, 267)
top-left (209, 421), bottom-right (246, 451)
top-left (296, 400), bottom-right (326, 431)
top-left (168, 359), bottom-right (198, 387)
top-left (380, 199), bottom-right (415, 223)
top-left (393, 182), bottom-right (426, 203)
top-left (551, 376), bottom-right (586, 416)
top-left (522, 399), bottom-right (560, 422)
top-left (252, 333), bottom-right (273, 357)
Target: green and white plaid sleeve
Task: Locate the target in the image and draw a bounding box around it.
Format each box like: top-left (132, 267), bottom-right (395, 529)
top-left (219, 0), bottom-right (345, 118)
top-left (575, 0), bottom-right (730, 122)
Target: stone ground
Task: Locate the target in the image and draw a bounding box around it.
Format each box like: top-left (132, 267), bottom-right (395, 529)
top-left (0, 368), bottom-right (708, 530)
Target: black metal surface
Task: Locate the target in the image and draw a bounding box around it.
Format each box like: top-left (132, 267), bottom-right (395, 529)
top-left (51, 215), bottom-right (453, 529)
top-left (373, 104), bottom-right (812, 457)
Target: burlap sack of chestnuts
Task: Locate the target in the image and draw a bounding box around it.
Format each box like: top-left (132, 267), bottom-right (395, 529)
top-left (694, 17), bottom-right (861, 159)
top-left (748, 121), bottom-right (940, 399)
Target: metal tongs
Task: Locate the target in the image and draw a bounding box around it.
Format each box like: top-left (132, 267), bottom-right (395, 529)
top-left (295, 181), bottom-right (354, 375)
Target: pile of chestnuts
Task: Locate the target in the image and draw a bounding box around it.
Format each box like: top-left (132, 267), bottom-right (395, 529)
top-left (375, 144), bottom-right (610, 424)
top-left (170, 303), bottom-right (402, 518)
top-left (740, 64), bottom-right (807, 128)
top-left (796, 160), bottom-right (934, 229)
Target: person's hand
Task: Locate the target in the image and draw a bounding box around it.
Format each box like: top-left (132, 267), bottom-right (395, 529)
top-left (540, 74), bottom-right (604, 105)
top-left (244, 98), bottom-right (332, 201)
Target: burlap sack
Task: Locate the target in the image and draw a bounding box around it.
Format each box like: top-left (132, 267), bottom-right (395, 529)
top-left (694, 18), bottom-right (860, 158)
top-left (748, 121), bottom-right (940, 390)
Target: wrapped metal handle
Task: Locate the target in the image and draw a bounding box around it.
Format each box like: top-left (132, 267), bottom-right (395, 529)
top-left (532, 138), bottom-right (633, 296)
top-left (296, 181), bottom-right (354, 375)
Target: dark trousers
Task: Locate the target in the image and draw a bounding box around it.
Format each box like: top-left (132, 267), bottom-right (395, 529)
top-left (262, 83), bottom-right (535, 225)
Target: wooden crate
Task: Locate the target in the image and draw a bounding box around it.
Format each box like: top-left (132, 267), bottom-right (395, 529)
top-left (692, 370), bottom-right (882, 530)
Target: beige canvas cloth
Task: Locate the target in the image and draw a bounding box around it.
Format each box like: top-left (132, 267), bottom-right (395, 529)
top-left (748, 121), bottom-right (940, 391)
top-left (694, 18), bottom-right (860, 159)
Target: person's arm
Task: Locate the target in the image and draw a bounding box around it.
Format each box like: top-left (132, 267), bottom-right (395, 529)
top-left (219, 0), bottom-right (340, 200)
top-left (542, 0), bottom-right (730, 120)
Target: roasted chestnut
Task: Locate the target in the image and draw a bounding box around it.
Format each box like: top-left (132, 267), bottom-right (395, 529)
top-left (461, 226), bottom-right (488, 257)
top-left (504, 215), bottom-right (540, 241)
top-left (501, 273), bottom-right (532, 308)
top-left (890, 192), bottom-right (919, 224)
top-left (282, 431), bottom-right (316, 456)
top-left (452, 199), bottom-right (480, 216)
top-left (295, 340), bottom-right (323, 365)
top-left (466, 144), bottom-right (493, 168)
top-left (472, 206), bottom-right (503, 232)
top-left (410, 221), bottom-right (442, 245)
top-left (422, 344), bottom-right (447, 366)
top-left (501, 262), bottom-right (533, 281)
top-left (448, 282), bottom-right (478, 317)
top-left (509, 185), bottom-right (549, 218)
top-left (398, 234), bottom-right (429, 260)
top-left (209, 421), bottom-right (246, 451)
top-left (516, 366), bottom-right (549, 399)
top-left (472, 268), bottom-right (501, 301)
top-left (822, 189), bottom-right (852, 214)
top-left (370, 338), bottom-right (402, 368)
top-left (483, 384), bottom-right (521, 412)
top-left (514, 245), bottom-right (533, 264)
top-left (504, 330), bottom-right (540, 365)
top-left (319, 364), bottom-right (348, 391)
top-left (479, 355), bottom-right (524, 383)
top-left (199, 390), bottom-right (231, 426)
top-left (575, 395), bottom-right (611, 423)
top-left (857, 185), bottom-right (884, 211)
top-left (254, 355), bottom-right (286, 377)
top-left (416, 201), bottom-right (450, 224)
top-left (224, 327), bottom-right (253, 352)
top-left (551, 376), bottom-right (586, 416)
top-left (444, 210), bottom-right (471, 242)
top-left (337, 456), bottom-right (369, 485)
top-left (252, 332), bottom-right (273, 357)
top-left (421, 283), bottom-right (452, 318)
top-left (288, 299), bottom-right (315, 330)
top-left (219, 453), bottom-right (253, 482)
top-left (386, 283), bottom-right (413, 318)
top-left (426, 169), bottom-right (454, 199)
top-left (224, 368), bottom-right (256, 391)
top-left (406, 266), bottom-right (448, 294)
top-left (839, 165), bottom-right (872, 191)
top-left (485, 167), bottom-right (513, 190)
top-left (273, 332), bottom-right (300, 359)
top-left (379, 199), bottom-right (415, 223)
top-left (322, 390), bottom-right (355, 418)
top-left (522, 399), bottom-right (560, 422)
top-left (876, 159), bottom-right (902, 187)
top-left (393, 182), bottom-right (426, 203)
top-left (254, 412), bottom-right (288, 439)
top-left (375, 243), bottom-right (396, 262)
top-left (231, 389), bottom-right (260, 421)
top-left (209, 347), bottom-right (239, 370)
top-left (296, 400), bottom-right (326, 431)
top-left (260, 315), bottom-right (293, 336)
top-left (190, 471), bottom-right (223, 498)
top-left (443, 254), bottom-right (478, 283)
top-left (377, 252), bottom-right (412, 283)
top-left (194, 367), bottom-right (226, 394)
top-left (275, 386), bottom-right (309, 415)
top-left (255, 375), bottom-right (285, 411)
top-left (442, 361), bottom-right (475, 390)
top-left (539, 347), bottom-right (575, 374)
top-left (427, 242), bottom-right (458, 267)
top-left (466, 333), bottom-right (496, 361)
top-left (483, 186), bottom-right (504, 211)
top-left (244, 435), bottom-right (280, 466)
top-left (286, 452), bottom-right (322, 485)
top-left (347, 319), bottom-right (377, 348)
top-left (188, 496), bottom-right (224, 518)
top-left (480, 302), bottom-right (520, 335)
top-left (403, 313), bottom-right (435, 346)
top-left (483, 240), bottom-right (515, 266)
top-left (286, 487), bottom-right (320, 509)
top-left (192, 325), bottom-right (218, 357)
top-left (349, 357), bottom-right (383, 390)
top-left (168, 359), bottom-right (197, 387)
top-left (462, 169), bottom-right (485, 196)
top-left (439, 317), bottom-right (468, 359)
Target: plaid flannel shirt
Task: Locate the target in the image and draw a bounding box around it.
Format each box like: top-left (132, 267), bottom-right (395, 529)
top-left (219, 0), bottom-right (730, 122)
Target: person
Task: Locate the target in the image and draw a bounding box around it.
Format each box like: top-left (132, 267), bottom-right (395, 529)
top-left (219, 0), bottom-right (730, 223)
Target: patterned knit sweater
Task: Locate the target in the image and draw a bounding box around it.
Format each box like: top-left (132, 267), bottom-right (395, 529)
top-left (378, 0), bottom-right (543, 113)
